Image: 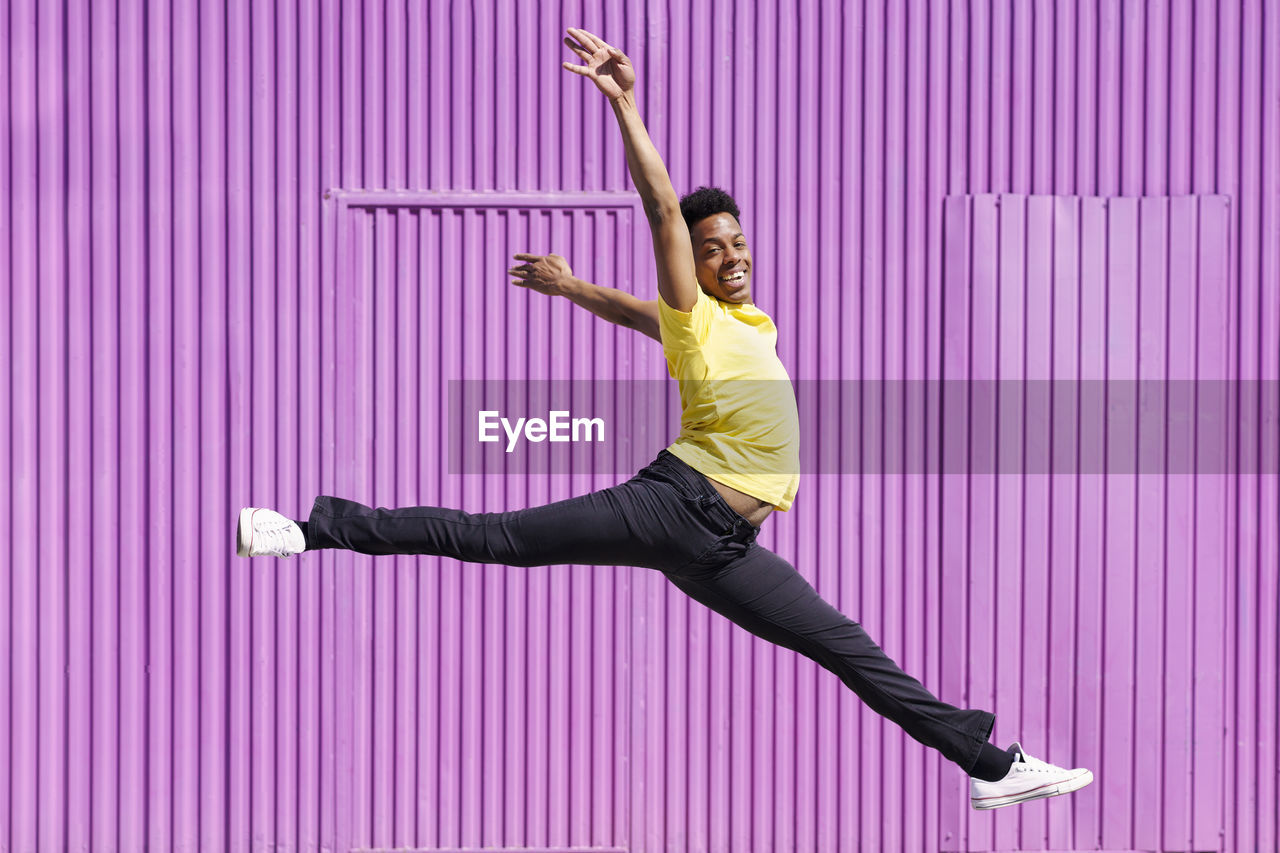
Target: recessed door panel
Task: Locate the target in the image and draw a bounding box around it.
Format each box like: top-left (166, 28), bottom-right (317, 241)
top-left (940, 194), bottom-right (1230, 853)
top-left (332, 198), bottom-right (645, 853)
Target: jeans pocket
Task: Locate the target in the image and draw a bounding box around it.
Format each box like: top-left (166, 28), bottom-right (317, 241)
top-left (677, 531), bottom-right (749, 580)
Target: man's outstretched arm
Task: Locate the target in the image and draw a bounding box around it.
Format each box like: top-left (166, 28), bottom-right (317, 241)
top-left (508, 252), bottom-right (660, 342)
top-left (562, 28), bottom-right (699, 313)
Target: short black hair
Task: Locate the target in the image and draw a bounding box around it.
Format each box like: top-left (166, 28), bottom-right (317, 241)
top-left (679, 186), bottom-right (742, 231)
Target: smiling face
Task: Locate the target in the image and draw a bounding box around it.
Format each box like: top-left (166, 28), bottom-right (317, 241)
top-left (690, 212), bottom-right (753, 304)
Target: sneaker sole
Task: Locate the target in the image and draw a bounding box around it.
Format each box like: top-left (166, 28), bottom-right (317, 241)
top-left (236, 508), bottom-right (255, 557)
top-left (971, 769), bottom-right (1094, 810)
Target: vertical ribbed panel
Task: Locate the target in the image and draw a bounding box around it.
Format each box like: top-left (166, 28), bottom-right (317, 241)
top-left (2, 2), bottom-right (1277, 852)
top-left (330, 196), bottom-right (645, 852)
top-left (941, 194), bottom-right (1232, 852)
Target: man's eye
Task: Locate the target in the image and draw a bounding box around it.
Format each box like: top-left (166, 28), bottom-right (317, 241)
top-left (707, 248), bottom-right (720, 255)
top-left (734, 242), bottom-right (746, 248)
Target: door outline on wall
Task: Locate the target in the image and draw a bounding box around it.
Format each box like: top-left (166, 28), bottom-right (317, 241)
top-left (328, 191), bottom-right (646, 853)
top-left (937, 194), bottom-right (1231, 853)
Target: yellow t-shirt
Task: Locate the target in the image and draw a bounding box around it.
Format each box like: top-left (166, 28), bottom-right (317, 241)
top-left (659, 287), bottom-right (801, 510)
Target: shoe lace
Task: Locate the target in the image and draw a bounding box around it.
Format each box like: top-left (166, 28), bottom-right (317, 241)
top-left (1015, 752), bottom-right (1057, 774)
top-left (255, 516), bottom-right (297, 556)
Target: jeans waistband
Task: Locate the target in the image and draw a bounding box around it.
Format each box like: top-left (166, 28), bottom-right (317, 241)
top-left (649, 449), bottom-right (718, 497)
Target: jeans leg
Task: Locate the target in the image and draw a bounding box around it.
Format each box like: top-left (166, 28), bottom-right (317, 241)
top-left (305, 475), bottom-right (713, 570)
top-left (664, 543), bottom-right (995, 774)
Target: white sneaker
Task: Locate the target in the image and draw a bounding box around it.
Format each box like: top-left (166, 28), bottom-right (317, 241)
top-left (236, 507), bottom-right (306, 557)
top-left (969, 743), bottom-right (1093, 809)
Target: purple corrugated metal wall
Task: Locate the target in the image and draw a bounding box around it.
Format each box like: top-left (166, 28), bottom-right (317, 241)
top-left (2, 2), bottom-right (1277, 852)
top-left (939, 193), bottom-right (1233, 852)
top-left (331, 195), bottom-right (651, 853)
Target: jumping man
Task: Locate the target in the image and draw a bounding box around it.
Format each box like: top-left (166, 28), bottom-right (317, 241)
top-left (236, 27), bottom-right (1093, 811)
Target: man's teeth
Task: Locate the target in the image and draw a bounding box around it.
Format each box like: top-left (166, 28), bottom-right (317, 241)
top-left (720, 271), bottom-right (746, 283)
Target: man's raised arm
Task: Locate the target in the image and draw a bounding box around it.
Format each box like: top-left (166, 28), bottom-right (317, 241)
top-left (562, 28), bottom-right (698, 313)
top-left (508, 252), bottom-right (660, 342)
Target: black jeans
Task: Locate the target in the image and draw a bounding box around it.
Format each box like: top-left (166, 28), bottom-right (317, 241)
top-left (306, 449), bottom-right (995, 773)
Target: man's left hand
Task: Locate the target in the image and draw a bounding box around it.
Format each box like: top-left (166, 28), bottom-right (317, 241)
top-left (561, 27), bottom-right (636, 102)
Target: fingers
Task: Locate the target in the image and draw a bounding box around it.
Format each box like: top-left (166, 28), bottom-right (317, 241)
top-left (512, 253), bottom-right (542, 262)
top-left (561, 31), bottom-right (593, 73)
top-left (567, 27), bottom-right (604, 52)
top-left (563, 36), bottom-right (592, 61)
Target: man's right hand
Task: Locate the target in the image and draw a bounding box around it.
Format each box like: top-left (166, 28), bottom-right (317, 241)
top-left (509, 253), bottom-right (574, 296)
